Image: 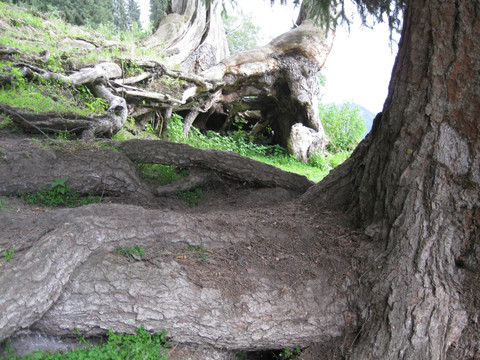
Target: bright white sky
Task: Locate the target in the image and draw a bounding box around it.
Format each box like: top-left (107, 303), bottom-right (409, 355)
top-left (137, 0), bottom-right (399, 114)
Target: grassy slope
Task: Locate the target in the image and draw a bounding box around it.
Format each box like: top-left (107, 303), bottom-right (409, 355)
top-left (0, 3), bottom-right (348, 182)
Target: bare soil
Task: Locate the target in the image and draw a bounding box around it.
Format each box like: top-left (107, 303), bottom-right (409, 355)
top-left (0, 127), bottom-right (370, 359)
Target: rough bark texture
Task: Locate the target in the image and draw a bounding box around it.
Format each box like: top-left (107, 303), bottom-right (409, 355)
top-left (117, 139), bottom-right (314, 192)
top-left (0, 201), bottom-right (358, 353)
top-left (2, 1), bottom-right (479, 359)
top-left (0, 140), bottom-right (151, 197)
top-left (303, 1), bottom-right (480, 358)
top-left (142, 0), bottom-right (229, 72)
top-left (0, 139), bottom-right (313, 196)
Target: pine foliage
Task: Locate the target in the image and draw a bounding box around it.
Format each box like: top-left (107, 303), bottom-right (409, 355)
top-left (149, 0), bottom-right (169, 28)
top-left (275, 0), bottom-right (405, 32)
top-left (4, 0), bottom-right (142, 31)
top-left (4, 0), bottom-right (114, 27)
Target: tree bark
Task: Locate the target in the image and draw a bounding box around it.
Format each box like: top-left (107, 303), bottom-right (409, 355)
top-left (199, 20), bottom-right (332, 160)
top-left (0, 141), bottom-right (152, 198)
top-left (117, 139), bottom-right (313, 192)
top-left (0, 139), bottom-right (313, 196)
top-left (303, 1), bottom-right (480, 358)
top-left (0, 202), bottom-right (357, 352)
top-left (142, 0), bottom-right (229, 72)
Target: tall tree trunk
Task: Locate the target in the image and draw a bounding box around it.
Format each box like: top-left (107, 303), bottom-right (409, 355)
top-left (304, 1), bottom-right (480, 358)
top-left (143, 0), bottom-right (229, 72)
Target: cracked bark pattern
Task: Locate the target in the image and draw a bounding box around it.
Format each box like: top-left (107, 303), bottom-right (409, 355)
top-left (0, 204), bottom-right (351, 351)
top-left (0, 141), bottom-right (151, 197)
top-left (0, 139), bottom-right (312, 197)
top-left (303, 1), bottom-right (480, 358)
top-left (118, 139), bottom-right (314, 192)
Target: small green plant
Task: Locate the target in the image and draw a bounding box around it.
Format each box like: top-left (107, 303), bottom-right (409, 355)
top-left (145, 121), bottom-right (155, 133)
top-left (54, 130), bottom-right (76, 141)
top-left (116, 245), bottom-right (145, 259)
top-left (175, 188), bottom-right (205, 207)
top-left (279, 347), bottom-right (301, 359)
top-left (166, 113), bottom-right (186, 142)
top-left (327, 151), bottom-right (351, 168)
top-left (2, 325), bottom-right (169, 360)
top-left (0, 115), bottom-right (14, 129)
top-left (123, 61), bottom-right (143, 77)
top-left (308, 151), bottom-right (329, 171)
top-left (3, 247), bottom-right (14, 262)
top-left (112, 128), bottom-right (136, 141)
top-left (17, 177), bottom-right (100, 207)
top-left (9, 67), bottom-right (26, 88)
top-left (78, 85), bottom-right (109, 113)
top-left (138, 163), bottom-right (188, 185)
top-left (0, 199), bottom-right (11, 211)
top-left (186, 245), bottom-right (209, 261)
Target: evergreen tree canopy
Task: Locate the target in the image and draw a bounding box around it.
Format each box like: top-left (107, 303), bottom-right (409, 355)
top-left (278, 0), bottom-right (405, 32)
top-left (126, 0), bottom-right (141, 30)
top-left (5, 0), bottom-right (142, 31)
top-left (4, 0), bottom-right (114, 27)
top-left (112, 0), bottom-right (142, 31)
top-left (149, 0), bottom-right (169, 28)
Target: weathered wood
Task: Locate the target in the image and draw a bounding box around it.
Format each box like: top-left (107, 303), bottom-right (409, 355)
top-left (197, 21), bottom-right (332, 160)
top-left (142, 0), bottom-right (229, 72)
top-left (117, 139), bottom-right (314, 192)
top-left (0, 203), bottom-right (355, 351)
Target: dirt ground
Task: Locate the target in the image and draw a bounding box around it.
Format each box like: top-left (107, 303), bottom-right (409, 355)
top-left (0, 128), bottom-right (370, 359)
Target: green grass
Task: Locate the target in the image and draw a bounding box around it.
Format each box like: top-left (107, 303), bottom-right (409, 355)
top-left (162, 115), bottom-right (347, 182)
top-left (175, 188), bottom-right (206, 207)
top-left (113, 112), bottom-right (351, 183)
top-left (116, 245), bottom-right (145, 259)
top-left (0, 3), bottom-right (357, 183)
top-left (2, 325), bottom-right (169, 360)
top-left (3, 247), bottom-right (14, 262)
top-left (17, 177), bottom-right (101, 208)
top-left (0, 2), bottom-right (162, 72)
top-left (137, 163), bottom-right (188, 185)
top-left (0, 65), bottom-right (108, 116)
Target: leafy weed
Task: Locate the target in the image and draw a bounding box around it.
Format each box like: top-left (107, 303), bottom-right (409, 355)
top-left (116, 245), bottom-right (145, 259)
top-left (175, 188), bottom-right (205, 207)
top-left (17, 177), bottom-right (100, 207)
